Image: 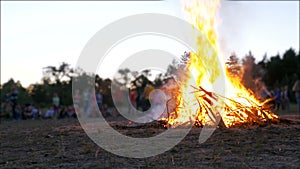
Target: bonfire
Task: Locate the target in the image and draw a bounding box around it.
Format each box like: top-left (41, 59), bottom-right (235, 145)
top-left (159, 0), bottom-right (279, 128)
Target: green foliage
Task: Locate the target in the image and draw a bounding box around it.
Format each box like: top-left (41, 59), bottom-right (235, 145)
top-left (1, 78), bottom-right (32, 106)
top-left (28, 63), bottom-right (75, 107)
top-left (264, 48), bottom-right (299, 88)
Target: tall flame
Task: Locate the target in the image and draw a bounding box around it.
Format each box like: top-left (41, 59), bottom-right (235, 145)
top-left (164, 0), bottom-right (278, 128)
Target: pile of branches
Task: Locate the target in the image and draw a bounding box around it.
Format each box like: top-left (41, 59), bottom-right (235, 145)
top-left (165, 86), bottom-right (280, 128)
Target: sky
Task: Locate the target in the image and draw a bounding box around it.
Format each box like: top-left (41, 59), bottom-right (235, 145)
top-left (1, 0), bottom-right (299, 87)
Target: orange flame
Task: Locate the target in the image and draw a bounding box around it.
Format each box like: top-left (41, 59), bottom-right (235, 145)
top-left (163, 0), bottom-right (278, 128)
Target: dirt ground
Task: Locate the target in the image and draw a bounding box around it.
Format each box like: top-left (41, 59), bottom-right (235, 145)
top-left (0, 114), bottom-right (299, 169)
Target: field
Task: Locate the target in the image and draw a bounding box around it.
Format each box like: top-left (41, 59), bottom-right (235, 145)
top-left (0, 105), bottom-right (299, 169)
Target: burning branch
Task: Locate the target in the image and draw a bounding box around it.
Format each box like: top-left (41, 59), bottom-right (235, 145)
top-left (164, 85), bottom-right (279, 128)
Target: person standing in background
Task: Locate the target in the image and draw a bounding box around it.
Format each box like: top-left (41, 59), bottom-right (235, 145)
top-left (73, 89), bottom-right (81, 106)
top-left (83, 88), bottom-right (90, 114)
top-left (52, 93), bottom-right (60, 115)
top-left (280, 87), bottom-right (286, 110)
top-left (292, 80), bottom-right (300, 114)
top-left (10, 85), bottom-right (19, 120)
top-left (282, 86), bottom-right (290, 114)
top-left (144, 84), bottom-right (154, 110)
top-left (274, 87), bottom-right (281, 111)
top-left (130, 89), bottom-right (137, 108)
top-left (129, 89), bottom-right (137, 114)
top-left (96, 90), bottom-right (104, 111)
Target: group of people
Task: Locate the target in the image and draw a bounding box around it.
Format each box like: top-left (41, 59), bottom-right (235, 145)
top-left (0, 85), bottom-right (118, 121)
top-left (73, 89), bottom-right (113, 118)
top-left (1, 87), bottom-right (77, 121)
top-left (270, 86), bottom-right (291, 113)
top-left (266, 80), bottom-right (300, 114)
top-left (2, 79), bottom-right (300, 121)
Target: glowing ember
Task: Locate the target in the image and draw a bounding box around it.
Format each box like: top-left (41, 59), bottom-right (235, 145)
top-left (162, 0), bottom-right (279, 128)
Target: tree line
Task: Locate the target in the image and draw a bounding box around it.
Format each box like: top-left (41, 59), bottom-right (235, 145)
top-left (1, 47), bottom-right (299, 108)
top-left (227, 48), bottom-right (299, 102)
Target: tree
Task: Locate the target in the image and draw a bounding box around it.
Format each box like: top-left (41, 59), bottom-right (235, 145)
top-left (263, 48), bottom-right (298, 88)
top-left (1, 78), bottom-right (32, 106)
top-left (225, 53), bottom-right (241, 77)
top-left (114, 68), bottom-right (132, 87)
top-left (282, 48), bottom-right (298, 79)
top-left (28, 83), bottom-right (50, 107)
top-left (43, 62), bottom-right (74, 84)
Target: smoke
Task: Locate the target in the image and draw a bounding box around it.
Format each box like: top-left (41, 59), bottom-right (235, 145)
top-left (240, 52), bottom-right (270, 100)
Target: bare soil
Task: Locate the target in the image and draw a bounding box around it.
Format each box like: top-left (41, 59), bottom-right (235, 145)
top-left (0, 115), bottom-right (299, 169)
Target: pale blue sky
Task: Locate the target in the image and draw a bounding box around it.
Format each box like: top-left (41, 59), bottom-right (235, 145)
top-left (1, 0), bottom-right (299, 87)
